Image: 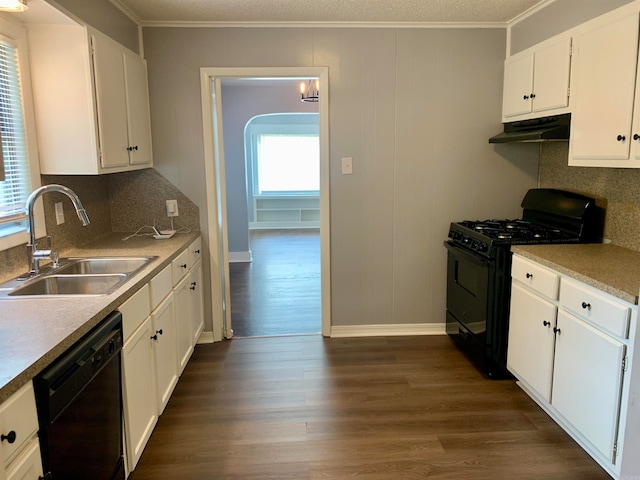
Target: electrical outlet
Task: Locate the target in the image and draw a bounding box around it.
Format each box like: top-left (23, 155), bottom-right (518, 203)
top-left (55, 202), bottom-right (65, 225)
top-left (166, 199), bottom-right (179, 217)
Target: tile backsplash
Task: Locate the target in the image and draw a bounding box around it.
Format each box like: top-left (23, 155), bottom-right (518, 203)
top-left (539, 142), bottom-right (640, 251)
top-left (0, 168), bottom-right (199, 280)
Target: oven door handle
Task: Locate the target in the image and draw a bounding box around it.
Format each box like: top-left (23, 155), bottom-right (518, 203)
top-left (444, 241), bottom-right (491, 267)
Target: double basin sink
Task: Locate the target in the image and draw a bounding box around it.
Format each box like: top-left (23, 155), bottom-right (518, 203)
top-left (0, 256), bottom-right (157, 298)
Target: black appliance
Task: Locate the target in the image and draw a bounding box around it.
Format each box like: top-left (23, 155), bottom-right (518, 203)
top-left (34, 311), bottom-right (125, 480)
top-left (488, 113), bottom-right (570, 143)
top-left (444, 188), bottom-right (602, 378)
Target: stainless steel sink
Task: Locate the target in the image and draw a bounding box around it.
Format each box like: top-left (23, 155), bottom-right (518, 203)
top-left (56, 257), bottom-right (154, 275)
top-left (8, 274), bottom-right (127, 297)
top-left (0, 255), bottom-right (157, 298)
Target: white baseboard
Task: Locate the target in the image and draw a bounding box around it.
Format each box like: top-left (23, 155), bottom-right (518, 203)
top-left (196, 331), bottom-right (215, 344)
top-left (330, 323), bottom-right (446, 338)
top-left (228, 251), bottom-right (252, 263)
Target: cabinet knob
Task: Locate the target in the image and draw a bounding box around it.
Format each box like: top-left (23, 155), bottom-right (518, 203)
top-left (581, 302), bottom-right (591, 310)
top-left (617, 135), bottom-right (626, 142)
top-left (634, 133), bottom-right (640, 141)
top-left (543, 320), bottom-right (551, 327)
top-left (181, 264), bottom-right (188, 269)
top-left (156, 329), bottom-right (163, 335)
top-left (1, 430), bottom-right (16, 444)
top-left (553, 327), bottom-right (561, 335)
top-left (190, 282), bottom-right (197, 291)
top-left (127, 145), bottom-right (139, 152)
top-left (526, 272), bottom-right (533, 279)
top-left (523, 95), bottom-right (529, 100)
top-left (530, 93), bottom-right (536, 99)
top-left (195, 249), bottom-right (200, 254)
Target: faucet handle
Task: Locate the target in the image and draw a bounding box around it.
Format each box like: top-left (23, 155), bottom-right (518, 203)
top-left (51, 251), bottom-right (59, 268)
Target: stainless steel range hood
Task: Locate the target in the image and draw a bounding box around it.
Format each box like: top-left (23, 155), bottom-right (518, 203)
top-left (489, 113), bottom-right (570, 143)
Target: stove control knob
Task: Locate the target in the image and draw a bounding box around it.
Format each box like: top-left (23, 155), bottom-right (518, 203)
top-left (462, 236), bottom-right (472, 245)
top-left (476, 242), bottom-right (488, 252)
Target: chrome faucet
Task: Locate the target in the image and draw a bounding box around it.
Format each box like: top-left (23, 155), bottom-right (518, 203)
top-left (25, 184), bottom-right (90, 275)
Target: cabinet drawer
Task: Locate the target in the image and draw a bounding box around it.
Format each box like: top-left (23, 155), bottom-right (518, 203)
top-left (5, 438), bottom-right (42, 480)
top-left (560, 278), bottom-right (630, 338)
top-left (511, 255), bottom-right (559, 300)
top-left (149, 265), bottom-right (172, 310)
top-left (171, 249), bottom-right (189, 286)
top-left (119, 284), bottom-right (150, 341)
top-left (188, 237), bottom-right (202, 268)
top-left (0, 383), bottom-right (38, 467)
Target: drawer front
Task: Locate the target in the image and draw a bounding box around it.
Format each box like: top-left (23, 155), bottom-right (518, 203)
top-left (511, 255), bottom-right (560, 300)
top-left (0, 383), bottom-right (38, 467)
top-left (171, 249), bottom-right (189, 286)
top-left (188, 236), bottom-right (202, 268)
top-left (149, 265), bottom-right (172, 310)
top-left (119, 284), bottom-right (151, 341)
top-left (560, 278), bottom-right (630, 339)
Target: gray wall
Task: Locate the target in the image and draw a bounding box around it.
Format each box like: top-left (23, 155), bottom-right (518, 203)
top-left (510, 0), bottom-right (633, 54)
top-left (143, 27), bottom-right (539, 329)
top-left (221, 83), bottom-right (318, 254)
top-left (46, 0), bottom-right (139, 52)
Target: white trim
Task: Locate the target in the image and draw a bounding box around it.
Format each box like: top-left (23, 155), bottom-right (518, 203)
top-left (196, 331), bottom-right (215, 344)
top-left (139, 21), bottom-right (509, 29)
top-left (228, 251), bottom-right (252, 263)
top-left (109, 0), bottom-right (142, 25)
top-left (508, 0), bottom-right (558, 27)
top-left (200, 66), bottom-right (331, 341)
top-left (330, 323), bottom-right (446, 338)
top-left (249, 221), bottom-right (320, 229)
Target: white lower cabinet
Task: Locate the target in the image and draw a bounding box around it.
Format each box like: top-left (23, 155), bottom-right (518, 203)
top-left (122, 315), bottom-right (157, 471)
top-left (119, 236), bottom-right (204, 476)
top-left (0, 383), bottom-right (42, 480)
top-left (507, 283), bottom-right (557, 402)
top-left (508, 254), bottom-right (637, 479)
top-left (552, 310), bottom-right (625, 462)
top-left (174, 274), bottom-right (194, 375)
top-left (150, 291), bottom-right (178, 415)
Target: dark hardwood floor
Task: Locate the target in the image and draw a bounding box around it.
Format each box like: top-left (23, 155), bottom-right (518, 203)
top-left (129, 335), bottom-right (610, 479)
top-left (229, 229), bottom-right (321, 337)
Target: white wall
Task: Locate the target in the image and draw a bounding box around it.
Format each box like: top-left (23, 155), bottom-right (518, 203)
top-left (143, 27), bottom-right (539, 331)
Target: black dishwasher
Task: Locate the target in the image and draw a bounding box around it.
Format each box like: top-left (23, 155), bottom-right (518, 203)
top-left (33, 311), bottom-right (125, 480)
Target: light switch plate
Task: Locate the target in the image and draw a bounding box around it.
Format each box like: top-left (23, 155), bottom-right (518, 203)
top-left (342, 157), bottom-right (353, 175)
top-left (166, 199), bottom-right (179, 217)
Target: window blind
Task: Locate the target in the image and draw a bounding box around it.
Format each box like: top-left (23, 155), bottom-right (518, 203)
top-left (0, 36), bottom-right (30, 224)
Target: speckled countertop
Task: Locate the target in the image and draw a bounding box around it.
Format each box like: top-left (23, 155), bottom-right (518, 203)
top-left (512, 243), bottom-right (640, 305)
top-left (0, 231), bottom-right (200, 403)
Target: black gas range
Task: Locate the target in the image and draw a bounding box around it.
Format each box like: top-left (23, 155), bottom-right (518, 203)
top-left (444, 189), bottom-right (603, 378)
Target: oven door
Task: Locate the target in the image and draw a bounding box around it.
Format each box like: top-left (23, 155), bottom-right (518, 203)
top-left (444, 241), bottom-right (491, 345)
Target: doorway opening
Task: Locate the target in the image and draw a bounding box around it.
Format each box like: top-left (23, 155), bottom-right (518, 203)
top-left (199, 67), bottom-right (330, 341)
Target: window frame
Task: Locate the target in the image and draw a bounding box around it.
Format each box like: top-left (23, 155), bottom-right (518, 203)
top-left (0, 14), bottom-right (43, 252)
top-left (249, 123), bottom-right (320, 198)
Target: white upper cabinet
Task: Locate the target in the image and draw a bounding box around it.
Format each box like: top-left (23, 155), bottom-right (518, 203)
top-left (569, 12), bottom-right (640, 167)
top-left (502, 37), bottom-right (572, 120)
top-left (27, 24), bottom-right (153, 174)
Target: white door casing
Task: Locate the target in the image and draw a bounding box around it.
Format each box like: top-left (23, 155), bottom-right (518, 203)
top-left (199, 67), bottom-right (331, 340)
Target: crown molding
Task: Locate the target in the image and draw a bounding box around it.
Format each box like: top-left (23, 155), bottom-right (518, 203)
top-left (138, 20), bottom-right (509, 29)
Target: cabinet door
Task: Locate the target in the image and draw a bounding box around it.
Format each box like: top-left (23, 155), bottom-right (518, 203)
top-left (190, 260), bottom-right (205, 345)
top-left (5, 440), bottom-right (42, 480)
top-left (503, 54), bottom-right (534, 118)
top-left (91, 33), bottom-right (130, 170)
top-left (532, 38), bottom-right (571, 113)
top-left (507, 283), bottom-right (557, 402)
top-left (570, 13), bottom-right (639, 162)
top-left (174, 275), bottom-right (193, 376)
top-left (123, 50), bottom-right (153, 166)
top-left (552, 310), bottom-right (625, 463)
top-left (122, 315), bottom-right (158, 471)
top-left (151, 294), bottom-right (178, 414)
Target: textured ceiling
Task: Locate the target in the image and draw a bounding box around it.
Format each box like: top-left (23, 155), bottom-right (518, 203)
top-left (113, 0), bottom-right (547, 25)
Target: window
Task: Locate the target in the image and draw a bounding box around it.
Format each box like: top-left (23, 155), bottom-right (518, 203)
top-left (254, 133), bottom-right (319, 195)
top-left (0, 19), bottom-right (42, 251)
top-left (0, 36), bottom-right (30, 224)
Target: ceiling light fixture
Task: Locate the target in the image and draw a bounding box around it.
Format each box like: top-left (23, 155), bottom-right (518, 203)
top-left (300, 79), bottom-right (319, 102)
top-left (0, 0), bottom-right (27, 12)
